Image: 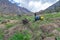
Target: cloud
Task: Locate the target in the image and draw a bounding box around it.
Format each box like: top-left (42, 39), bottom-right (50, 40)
top-left (41, 0), bottom-right (59, 3)
top-left (28, 1), bottom-right (53, 12)
top-left (41, 3), bottom-right (52, 10)
top-left (9, 0), bottom-right (59, 12)
top-left (29, 1), bottom-right (41, 8)
top-left (28, 1), bottom-right (42, 12)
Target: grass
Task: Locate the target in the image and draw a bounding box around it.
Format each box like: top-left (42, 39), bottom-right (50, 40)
top-left (56, 36), bottom-right (60, 40)
top-left (8, 30), bottom-right (32, 40)
top-left (5, 23), bottom-right (15, 29)
top-left (46, 33), bottom-right (54, 37)
top-left (0, 29), bottom-right (4, 40)
top-left (56, 28), bottom-right (60, 31)
top-left (0, 12), bottom-right (60, 40)
top-left (23, 12), bottom-right (60, 30)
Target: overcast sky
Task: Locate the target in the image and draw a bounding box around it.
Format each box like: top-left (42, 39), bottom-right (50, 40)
top-left (9, 0), bottom-right (59, 12)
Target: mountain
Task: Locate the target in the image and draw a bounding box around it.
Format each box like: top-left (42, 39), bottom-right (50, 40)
top-left (35, 0), bottom-right (60, 14)
top-left (0, 0), bottom-right (32, 15)
top-left (44, 0), bottom-right (60, 13)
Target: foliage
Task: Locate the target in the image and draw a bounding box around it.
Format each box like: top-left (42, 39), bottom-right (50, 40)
top-left (5, 23), bottom-right (15, 29)
top-left (56, 28), bottom-right (60, 31)
top-left (56, 36), bottom-right (60, 40)
top-left (0, 29), bottom-right (4, 40)
top-left (8, 30), bottom-right (31, 40)
top-left (0, 12), bottom-right (60, 40)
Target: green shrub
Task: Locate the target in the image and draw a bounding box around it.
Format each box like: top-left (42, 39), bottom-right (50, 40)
top-left (8, 31), bottom-right (31, 40)
top-left (0, 29), bottom-right (4, 40)
top-left (56, 28), bottom-right (60, 31)
top-left (6, 23), bottom-right (15, 29)
top-left (56, 36), bottom-right (60, 40)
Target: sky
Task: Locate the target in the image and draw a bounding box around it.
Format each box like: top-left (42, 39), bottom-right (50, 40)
top-left (9, 0), bottom-right (59, 12)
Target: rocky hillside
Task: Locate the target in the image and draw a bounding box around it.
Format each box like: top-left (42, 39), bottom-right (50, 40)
top-left (0, 0), bottom-right (32, 15)
top-left (0, 12), bottom-right (60, 40)
top-left (36, 0), bottom-right (60, 14)
top-left (44, 0), bottom-right (60, 13)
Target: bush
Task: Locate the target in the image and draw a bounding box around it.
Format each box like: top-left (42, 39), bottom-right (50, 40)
top-left (0, 29), bottom-right (4, 40)
top-left (56, 36), bottom-right (60, 40)
top-left (6, 23), bottom-right (15, 29)
top-left (8, 31), bottom-right (31, 40)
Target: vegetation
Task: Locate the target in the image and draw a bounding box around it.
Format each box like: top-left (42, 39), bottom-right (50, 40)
top-left (0, 12), bottom-right (60, 40)
top-left (0, 29), bottom-right (4, 40)
top-left (5, 23), bottom-right (15, 29)
top-left (8, 30), bottom-right (31, 40)
top-left (56, 36), bottom-right (60, 40)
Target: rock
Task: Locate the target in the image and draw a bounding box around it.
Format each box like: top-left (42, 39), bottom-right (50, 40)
top-left (1, 20), bottom-right (7, 24)
top-left (43, 37), bottom-right (55, 40)
top-left (52, 30), bottom-right (60, 36)
top-left (1, 19), bottom-right (10, 24)
top-left (40, 23), bottom-right (55, 33)
top-left (41, 33), bottom-right (46, 39)
top-left (7, 20), bottom-right (18, 24)
top-left (0, 24), bottom-right (5, 29)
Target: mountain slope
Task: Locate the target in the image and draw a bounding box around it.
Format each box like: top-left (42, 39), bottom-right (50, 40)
top-left (44, 0), bottom-right (60, 13)
top-left (0, 0), bottom-right (32, 15)
top-left (35, 0), bottom-right (60, 14)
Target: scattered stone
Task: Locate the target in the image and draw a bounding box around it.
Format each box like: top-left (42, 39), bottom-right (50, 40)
top-left (41, 33), bottom-right (46, 39)
top-left (52, 29), bottom-right (60, 36)
top-left (40, 23), bottom-right (55, 33)
top-left (7, 20), bottom-right (18, 24)
top-left (1, 20), bottom-right (7, 24)
top-left (0, 24), bottom-right (5, 29)
top-left (43, 37), bottom-right (55, 40)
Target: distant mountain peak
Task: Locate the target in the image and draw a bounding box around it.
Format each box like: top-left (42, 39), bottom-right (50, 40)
top-left (0, 0), bottom-right (32, 15)
top-left (36, 0), bottom-right (60, 14)
top-left (44, 0), bottom-right (60, 13)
